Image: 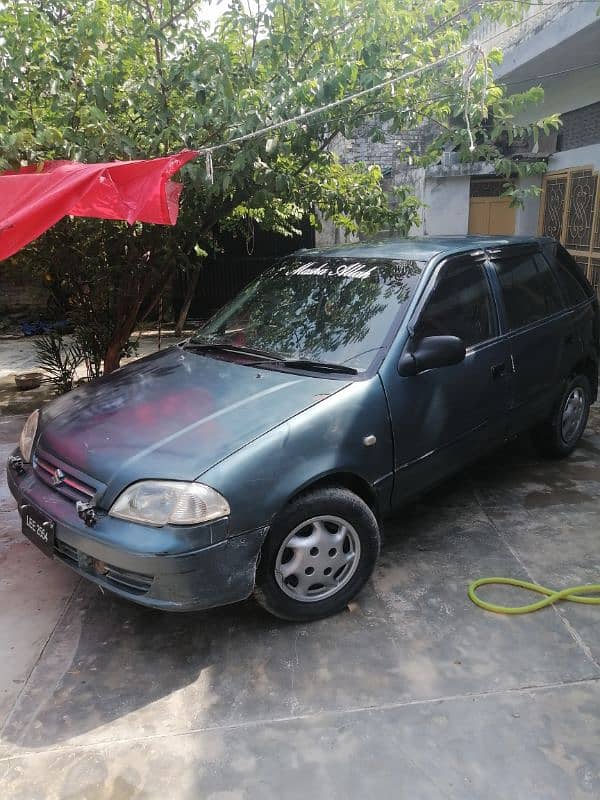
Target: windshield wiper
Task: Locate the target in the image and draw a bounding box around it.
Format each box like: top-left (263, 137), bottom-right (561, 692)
top-left (183, 342), bottom-right (358, 374)
top-left (182, 342), bottom-right (282, 361)
top-left (252, 357), bottom-right (358, 375)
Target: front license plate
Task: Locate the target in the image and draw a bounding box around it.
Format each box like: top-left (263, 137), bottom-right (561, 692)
top-left (21, 505), bottom-right (55, 557)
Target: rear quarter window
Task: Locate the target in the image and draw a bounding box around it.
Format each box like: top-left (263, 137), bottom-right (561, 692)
top-left (492, 252), bottom-right (564, 330)
top-left (542, 242), bottom-right (593, 306)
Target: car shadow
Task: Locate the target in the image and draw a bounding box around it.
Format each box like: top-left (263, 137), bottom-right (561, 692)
top-left (1, 583), bottom-right (278, 750)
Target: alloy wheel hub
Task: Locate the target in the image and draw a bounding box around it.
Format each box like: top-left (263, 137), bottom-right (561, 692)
top-left (561, 387), bottom-right (585, 444)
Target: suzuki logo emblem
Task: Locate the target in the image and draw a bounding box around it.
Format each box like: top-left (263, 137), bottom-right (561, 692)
top-left (51, 468), bottom-right (65, 486)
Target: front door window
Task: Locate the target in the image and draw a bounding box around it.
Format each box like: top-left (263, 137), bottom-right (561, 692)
top-left (414, 259), bottom-right (497, 347)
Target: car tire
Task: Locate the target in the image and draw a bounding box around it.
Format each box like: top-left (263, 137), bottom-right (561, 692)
top-left (531, 374), bottom-right (591, 459)
top-left (254, 487), bottom-right (380, 622)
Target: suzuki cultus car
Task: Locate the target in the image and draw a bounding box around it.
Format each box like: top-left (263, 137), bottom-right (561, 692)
top-left (8, 236), bottom-right (599, 620)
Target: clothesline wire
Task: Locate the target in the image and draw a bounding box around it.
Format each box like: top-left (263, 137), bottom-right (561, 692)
top-left (203, 50), bottom-right (467, 154)
top-left (197, 0), bottom-right (577, 178)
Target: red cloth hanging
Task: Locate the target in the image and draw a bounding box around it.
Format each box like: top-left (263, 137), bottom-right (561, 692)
top-left (0, 150), bottom-right (198, 260)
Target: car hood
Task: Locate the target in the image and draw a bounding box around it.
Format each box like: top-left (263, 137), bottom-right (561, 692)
top-left (37, 346), bottom-right (349, 494)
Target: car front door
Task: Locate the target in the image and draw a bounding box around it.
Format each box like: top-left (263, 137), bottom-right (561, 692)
top-left (382, 251), bottom-right (513, 508)
top-left (486, 244), bottom-right (578, 436)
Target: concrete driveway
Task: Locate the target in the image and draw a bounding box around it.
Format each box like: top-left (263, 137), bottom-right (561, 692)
top-left (1, 404), bottom-right (599, 799)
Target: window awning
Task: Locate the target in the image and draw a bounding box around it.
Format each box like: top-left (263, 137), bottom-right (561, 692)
top-left (0, 149), bottom-right (198, 260)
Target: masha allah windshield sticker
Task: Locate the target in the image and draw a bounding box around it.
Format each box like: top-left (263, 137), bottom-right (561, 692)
top-left (290, 261), bottom-right (377, 279)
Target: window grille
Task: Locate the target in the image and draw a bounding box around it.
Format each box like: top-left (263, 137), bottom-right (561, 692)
top-left (564, 170), bottom-right (597, 251)
top-left (539, 167), bottom-right (600, 296)
top-left (540, 174), bottom-right (568, 241)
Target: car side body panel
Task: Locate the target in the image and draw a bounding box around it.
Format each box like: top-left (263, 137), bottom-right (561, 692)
top-left (198, 376), bottom-right (395, 532)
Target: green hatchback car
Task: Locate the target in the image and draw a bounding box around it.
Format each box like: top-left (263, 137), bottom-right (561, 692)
top-left (8, 236), bottom-right (599, 620)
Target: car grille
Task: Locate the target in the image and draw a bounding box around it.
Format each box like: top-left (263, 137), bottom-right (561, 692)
top-left (54, 537), bottom-right (153, 595)
top-left (54, 537), bottom-right (79, 566)
top-left (33, 453), bottom-right (96, 503)
top-left (103, 566), bottom-right (154, 595)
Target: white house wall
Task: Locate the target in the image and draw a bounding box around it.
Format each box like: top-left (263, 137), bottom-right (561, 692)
top-left (547, 143), bottom-right (600, 172)
top-left (510, 64), bottom-right (600, 127)
top-left (514, 175), bottom-right (543, 235)
top-left (421, 177), bottom-right (470, 235)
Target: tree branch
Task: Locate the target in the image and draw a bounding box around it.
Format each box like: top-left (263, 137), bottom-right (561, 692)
top-left (160, 0), bottom-right (202, 30)
top-left (251, 0), bottom-right (261, 61)
top-left (143, 0), bottom-right (171, 123)
top-left (280, 1), bottom-right (290, 72)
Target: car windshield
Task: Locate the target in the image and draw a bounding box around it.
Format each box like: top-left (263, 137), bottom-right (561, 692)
top-left (190, 255), bottom-right (425, 372)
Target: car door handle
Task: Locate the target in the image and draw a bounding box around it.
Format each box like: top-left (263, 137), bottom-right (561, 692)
top-left (491, 362), bottom-right (507, 379)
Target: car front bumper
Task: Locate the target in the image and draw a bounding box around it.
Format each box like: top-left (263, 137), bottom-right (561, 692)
top-left (7, 453), bottom-right (268, 612)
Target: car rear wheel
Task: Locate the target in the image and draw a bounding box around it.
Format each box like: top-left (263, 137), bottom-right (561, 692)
top-left (255, 487), bottom-right (380, 621)
top-left (532, 374), bottom-right (591, 459)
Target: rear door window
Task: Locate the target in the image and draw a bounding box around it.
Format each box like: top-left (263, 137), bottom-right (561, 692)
top-left (542, 243), bottom-right (592, 306)
top-left (415, 259), bottom-right (497, 348)
top-left (492, 252), bottom-right (564, 330)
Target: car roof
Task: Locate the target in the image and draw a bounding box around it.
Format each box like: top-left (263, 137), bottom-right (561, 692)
top-left (296, 235), bottom-right (545, 263)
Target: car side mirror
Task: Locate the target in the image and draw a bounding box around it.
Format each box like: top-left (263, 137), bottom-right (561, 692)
top-left (398, 335), bottom-right (466, 376)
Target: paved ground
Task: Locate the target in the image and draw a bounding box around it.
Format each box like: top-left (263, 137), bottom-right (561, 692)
top-left (1, 398), bottom-right (599, 798)
top-left (0, 334), bottom-right (182, 416)
top-left (0, 332), bottom-right (185, 382)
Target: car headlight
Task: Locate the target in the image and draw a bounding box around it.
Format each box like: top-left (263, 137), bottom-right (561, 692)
top-left (19, 409), bottom-right (39, 463)
top-left (109, 480), bottom-right (230, 527)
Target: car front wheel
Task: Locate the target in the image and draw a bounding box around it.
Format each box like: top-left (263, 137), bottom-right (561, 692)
top-left (255, 487), bottom-right (380, 621)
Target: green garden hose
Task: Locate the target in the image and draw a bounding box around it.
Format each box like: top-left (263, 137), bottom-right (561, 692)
top-left (468, 577), bottom-right (600, 614)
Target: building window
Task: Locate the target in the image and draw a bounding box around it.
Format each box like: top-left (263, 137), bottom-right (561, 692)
top-left (557, 102), bottom-right (600, 152)
top-left (539, 167), bottom-right (600, 294)
top-left (540, 173), bottom-right (568, 241)
top-left (565, 170), bottom-right (597, 250)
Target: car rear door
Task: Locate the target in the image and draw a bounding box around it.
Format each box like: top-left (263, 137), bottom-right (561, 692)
top-left (486, 243), bottom-right (580, 436)
top-left (382, 251), bottom-right (512, 507)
